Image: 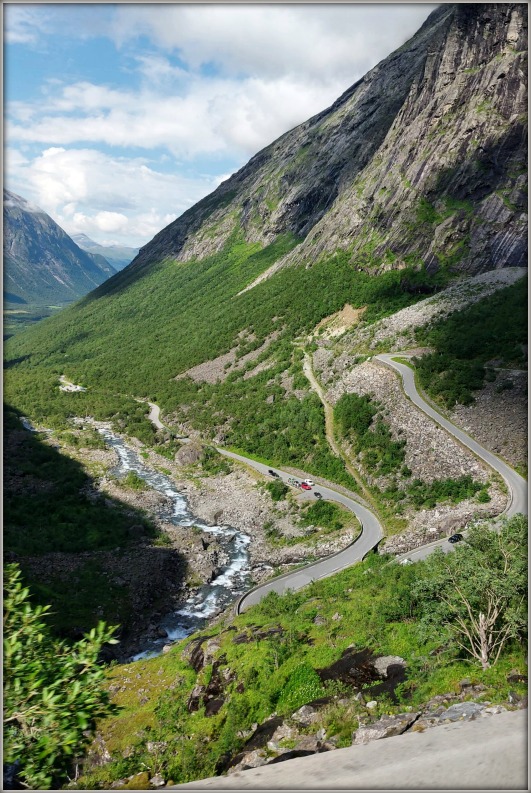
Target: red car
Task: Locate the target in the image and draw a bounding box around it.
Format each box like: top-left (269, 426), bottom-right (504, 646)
top-left (301, 482), bottom-right (312, 491)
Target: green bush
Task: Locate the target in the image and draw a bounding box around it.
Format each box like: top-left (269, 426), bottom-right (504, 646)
top-left (335, 393), bottom-right (405, 475)
top-left (3, 564), bottom-right (118, 789)
top-left (201, 446), bottom-right (231, 475)
top-left (406, 475), bottom-right (482, 509)
top-left (275, 663), bottom-right (326, 714)
top-left (122, 471), bottom-right (147, 490)
top-left (302, 500), bottom-right (344, 530)
top-left (266, 479), bottom-right (289, 501)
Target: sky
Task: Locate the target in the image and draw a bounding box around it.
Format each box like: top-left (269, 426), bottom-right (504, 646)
top-left (4, 3), bottom-right (437, 248)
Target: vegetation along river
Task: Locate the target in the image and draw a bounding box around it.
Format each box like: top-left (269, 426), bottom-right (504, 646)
top-left (97, 427), bottom-right (253, 661)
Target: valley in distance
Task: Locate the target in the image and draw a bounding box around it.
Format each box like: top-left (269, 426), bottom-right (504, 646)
top-left (3, 4), bottom-right (528, 791)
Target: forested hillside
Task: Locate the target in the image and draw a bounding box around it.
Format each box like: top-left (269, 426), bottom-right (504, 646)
top-left (3, 6), bottom-right (527, 788)
top-left (5, 5), bottom-right (527, 468)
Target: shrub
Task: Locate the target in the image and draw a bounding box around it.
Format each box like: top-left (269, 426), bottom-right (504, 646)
top-left (122, 471), bottom-right (147, 490)
top-left (302, 500), bottom-right (344, 530)
top-left (275, 663), bottom-right (326, 714)
top-left (3, 564), bottom-right (118, 789)
top-left (266, 479), bottom-right (289, 502)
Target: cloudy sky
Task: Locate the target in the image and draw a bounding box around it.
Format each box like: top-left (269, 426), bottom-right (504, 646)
top-left (4, 3), bottom-right (436, 248)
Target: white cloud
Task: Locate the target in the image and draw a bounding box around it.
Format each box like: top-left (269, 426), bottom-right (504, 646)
top-left (73, 210), bottom-right (129, 234)
top-left (6, 5), bottom-right (437, 161)
top-left (3, 6), bottom-right (48, 45)
top-left (112, 5), bottom-right (436, 82)
top-left (7, 72), bottom-right (348, 158)
top-left (5, 146), bottom-right (219, 247)
top-left (4, 4), bottom-right (438, 249)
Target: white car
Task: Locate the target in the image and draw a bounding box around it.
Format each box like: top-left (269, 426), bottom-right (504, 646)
top-left (303, 479), bottom-right (315, 486)
top-left (400, 558), bottom-right (413, 565)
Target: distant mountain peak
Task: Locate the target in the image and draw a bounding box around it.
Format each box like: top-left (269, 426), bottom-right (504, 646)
top-left (71, 233), bottom-right (98, 248)
top-left (3, 190), bottom-right (115, 305)
top-left (71, 234), bottom-right (139, 271)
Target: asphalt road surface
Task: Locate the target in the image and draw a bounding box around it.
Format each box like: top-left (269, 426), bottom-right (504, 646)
top-left (171, 708), bottom-right (528, 790)
top-left (144, 353), bottom-right (526, 593)
top-left (375, 353), bottom-right (527, 562)
top-left (216, 449), bottom-right (383, 612)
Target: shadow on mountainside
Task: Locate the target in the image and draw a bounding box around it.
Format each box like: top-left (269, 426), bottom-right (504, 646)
top-left (4, 403), bottom-right (188, 658)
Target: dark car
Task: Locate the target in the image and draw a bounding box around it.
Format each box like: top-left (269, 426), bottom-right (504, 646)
top-left (314, 492), bottom-right (323, 499)
top-left (448, 533), bottom-right (463, 544)
top-left (268, 469), bottom-right (279, 477)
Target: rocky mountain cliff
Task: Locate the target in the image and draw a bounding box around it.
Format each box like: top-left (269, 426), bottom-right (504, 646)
top-left (3, 190), bottom-right (116, 305)
top-left (126, 3), bottom-right (526, 283)
top-left (71, 234), bottom-right (138, 272)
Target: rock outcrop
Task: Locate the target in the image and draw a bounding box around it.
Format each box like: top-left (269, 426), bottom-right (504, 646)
top-left (112, 3), bottom-right (527, 289)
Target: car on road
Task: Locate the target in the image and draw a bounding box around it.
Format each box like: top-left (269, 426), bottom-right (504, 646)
top-left (400, 558), bottom-right (413, 565)
top-left (268, 469), bottom-right (279, 477)
top-left (448, 533), bottom-right (463, 544)
top-left (314, 492), bottom-right (323, 499)
top-left (303, 479), bottom-right (315, 486)
top-left (301, 482), bottom-right (312, 491)
top-left (288, 478), bottom-right (300, 487)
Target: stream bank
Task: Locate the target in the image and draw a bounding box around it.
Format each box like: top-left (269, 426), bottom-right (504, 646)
top-left (32, 418), bottom-right (355, 661)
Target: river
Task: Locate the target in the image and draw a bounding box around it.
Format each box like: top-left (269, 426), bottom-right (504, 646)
top-left (20, 410), bottom-right (253, 662)
top-left (94, 428), bottom-right (253, 660)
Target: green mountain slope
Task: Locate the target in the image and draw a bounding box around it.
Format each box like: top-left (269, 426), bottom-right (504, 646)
top-left (5, 4), bottom-right (527, 476)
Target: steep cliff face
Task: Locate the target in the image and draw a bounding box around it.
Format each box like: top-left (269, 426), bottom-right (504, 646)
top-left (3, 190), bottom-right (116, 305)
top-left (129, 3), bottom-right (526, 283)
top-left (288, 2), bottom-right (528, 277)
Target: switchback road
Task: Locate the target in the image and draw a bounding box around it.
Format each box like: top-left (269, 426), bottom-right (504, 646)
top-left (144, 352), bottom-right (526, 601)
top-left (216, 449), bottom-right (384, 612)
top-left (375, 353), bottom-right (527, 561)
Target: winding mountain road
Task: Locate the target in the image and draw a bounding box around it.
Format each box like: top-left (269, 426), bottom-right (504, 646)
top-left (375, 353), bottom-right (527, 561)
top-left (143, 353), bottom-right (526, 607)
top-left (216, 450), bottom-right (384, 612)
top-left (147, 401), bottom-right (165, 431)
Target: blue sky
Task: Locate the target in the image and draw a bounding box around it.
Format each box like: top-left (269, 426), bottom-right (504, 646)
top-left (4, 3), bottom-right (436, 247)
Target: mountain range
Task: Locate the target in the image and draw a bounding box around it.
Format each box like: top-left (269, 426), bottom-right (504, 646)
top-left (71, 234), bottom-right (138, 272)
top-left (3, 190), bottom-right (116, 305)
top-left (4, 5), bottom-right (528, 789)
top-left (6, 4), bottom-right (526, 423)
top-left (125, 2), bottom-right (526, 281)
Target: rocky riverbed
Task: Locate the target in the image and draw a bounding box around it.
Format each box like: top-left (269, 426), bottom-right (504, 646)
top-left (35, 420), bottom-right (357, 660)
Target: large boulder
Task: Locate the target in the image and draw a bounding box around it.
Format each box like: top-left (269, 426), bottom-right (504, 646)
top-left (291, 704), bottom-right (320, 726)
top-left (373, 656), bottom-right (406, 677)
top-left (175, 443), bottom-right (203, 466)
top-left (353, 712), bottom-right (420, 745)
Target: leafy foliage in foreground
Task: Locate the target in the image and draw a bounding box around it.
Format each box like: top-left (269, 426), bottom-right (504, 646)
top-left (413, 515), bottom-right (527, 668)
top-left (414, 277), bottom-right (527, 407)
top-left (75, 516), bottom-right (527, 790)
top-left (3, 564), bottom-right (118, 790)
